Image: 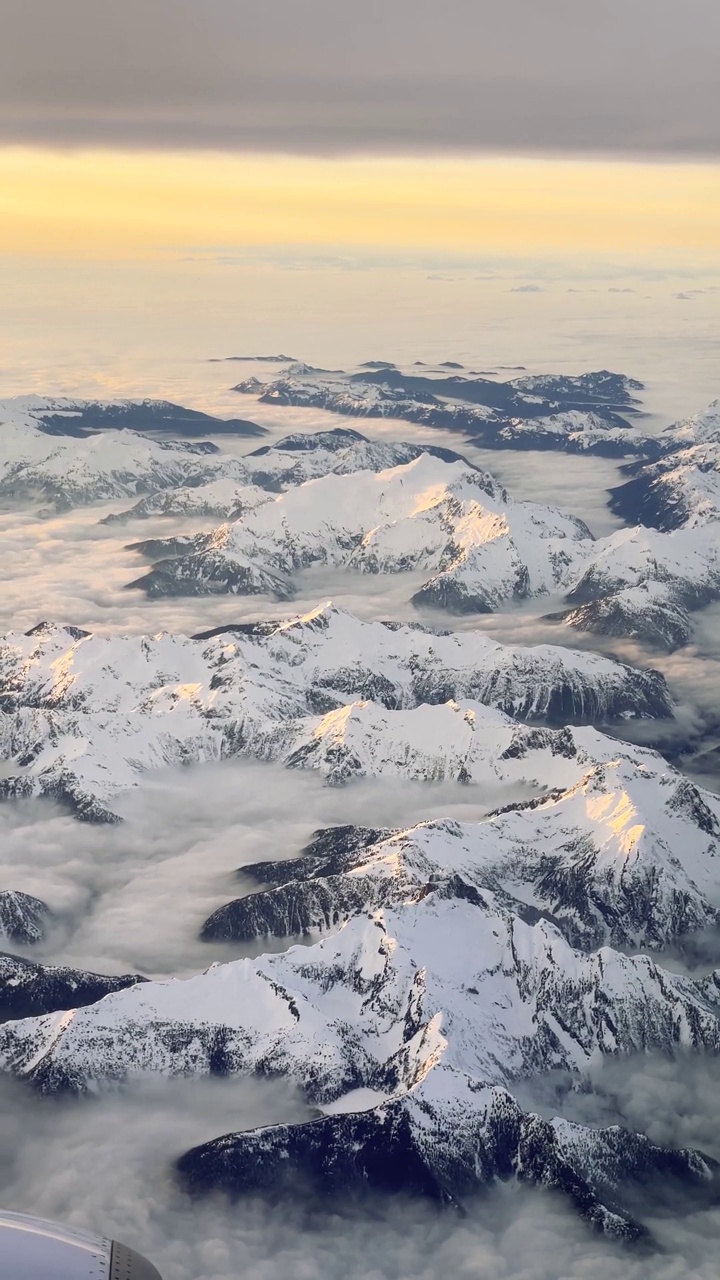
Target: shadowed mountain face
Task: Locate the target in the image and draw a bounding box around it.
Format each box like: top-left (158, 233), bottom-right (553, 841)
top-left (0, 890), bottom-right (52, 946)
top-left (347, 366), bottom-right (644, 415)
top-left (233, 364), bottom-right (651, 457)
top-left (29, 399), bottom-right (267, 440)
top-left (610, 404), bottom-right (720, 531)
top-left (118, 430), bottom-right (720, 653)
top-left (0, 953), bottom-right (146, 1022)
top-left (4, 881), bottom-right (720, 1237)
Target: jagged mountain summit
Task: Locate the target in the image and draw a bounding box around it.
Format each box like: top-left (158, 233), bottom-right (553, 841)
top-left (2, 890), bottom-right (719, 1236)
top-left (232, 362), bottom-right (653, 456)
top-left (610, 401), bottom-right (720, 531)
top-left (0, 396), bottom-right (264, 510)
top-left (202, 747), bottom-right (720, 954)
top-left (664, 399), bottom-right (720, 450)
top-left (544, 521), bottom-right (720, 651)
top-left (103, 427), bottom-right (480, 524)
top-left (0, 605), bottom-right (672, 820)
top-left (3, 387), bottom-right (717, 652)
top-left (123, 443), bottom-right (720, 650)
top-left (126, 452), bottom-right (596, 610)
top-left (5, 374), bottom-right (720, 1244)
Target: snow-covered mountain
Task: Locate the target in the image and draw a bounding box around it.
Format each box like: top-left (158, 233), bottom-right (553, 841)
top-left (546, 522), bottom-right (720, 650)
top-left (610, 402), bottom-right (720, 531)
top-left (2, 395), bottom-right (264, 440)
top-left (124, 444), bottom-right (720, 650)
top-left (127, 453), bottom-right (596, 610)
top-left (0, 606), bottom-right (672, 820)
top-left (5, 377), bottom-right (720, 1240)
top-left (232, 363), bottom-right (653, 456)
top-left (178, 1088), bottom-right (715, 1238)
top-left (663, 399), bottom-right (720, 450)
top-left (0, 397), bottom-right (262, 510)
top-left (3, 388), bottom-right (716, 651)
top-left (103, 427), bottom-right (476, 523)
top-left (2, 890), bottom-right (719, 1235)
top-left (203, 745), bottom-right (720, 953)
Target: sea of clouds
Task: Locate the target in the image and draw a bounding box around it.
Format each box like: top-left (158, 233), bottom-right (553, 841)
top-left (2, 337), bottom-right (720, 1276)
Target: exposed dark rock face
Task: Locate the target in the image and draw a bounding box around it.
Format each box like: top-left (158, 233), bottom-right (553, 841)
top-left (0, 952), bottom-right (146, 1021)
top-left (201, 874), bottom-right (393, 943)
top-left (35, 400), bottom-right (267, 440)
top-left (345, 367), bottom-right (644, 416)
top-left (176, 1091), bottom-right (717, 1240)
top-left (202, 826), bottom-right (391, 942)
top-left (233, 366), bottom-right (651, 455)
top-left (608, 472), bottom-right (690, 531)
top-left (545, 594), bottom-right (694, 652)
top-left (200, 767), bottom-right (720, 954)
top-left (127, 555), bottom-right (295, 601)
top-left (0, 891), bottom-right (52, 945)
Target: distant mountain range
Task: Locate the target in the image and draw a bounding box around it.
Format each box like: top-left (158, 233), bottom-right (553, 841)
top-left (233, 360), bottom-right (652, 456)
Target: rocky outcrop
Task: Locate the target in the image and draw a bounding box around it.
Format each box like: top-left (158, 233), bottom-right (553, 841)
top-left (0, 891), bottom-right (52, 945)
top-left (0, 952), bottom-right (146, 1021)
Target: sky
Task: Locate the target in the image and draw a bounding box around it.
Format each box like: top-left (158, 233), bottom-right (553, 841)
top-left (0, 0), bottom-right (718, 268)
top-left (2, 149), bottom-right (720, 262)
top-left (2, 0), bottom-right (719, 155)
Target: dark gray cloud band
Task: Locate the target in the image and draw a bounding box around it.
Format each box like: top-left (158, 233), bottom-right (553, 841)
top-left (2, 0), bottom-right (719, 155)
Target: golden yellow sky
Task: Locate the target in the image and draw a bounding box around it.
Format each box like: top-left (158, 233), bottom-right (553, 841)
top-left (1, 148), bottom-right (718, 260)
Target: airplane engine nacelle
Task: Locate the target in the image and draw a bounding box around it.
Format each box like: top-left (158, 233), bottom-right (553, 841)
top-left (0, 1210), bottom-right (162, 1279)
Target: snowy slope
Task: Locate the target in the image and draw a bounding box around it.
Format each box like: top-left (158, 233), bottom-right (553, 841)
top-left (178, 1088), bottom-right (713, 1238)
top-left (127, 453), bottom-right (595, 608)
top-left (203, 744), bottom-right (720, 953)
top-left (611, 445), bottom-right (720, 532)
top-left (0, 397), bottom-right (256, 509)
top-left (125, 445), bottom-right (720, 649)
top-left (104, 427), bottom-right (480, 524)
top-left (0, 953), bottom-right (145, 1022)
top-left (3, 390), bottom-right (716, 651)
top-left (609, 401), bottom-right (720, 531)
top-left (2, 892), bottom-right (719, 1233)
top-left (6, 383), bottom-right (720, 1236)
top-left (663, 399), bottom-right (720, 449)
top-left (552, 523), bottom-right (720, 650)
top-left (102, 477), bottom-right (277, 524)
top-left (0, 395), bottom-right (264, 439)
top-left (0, 606), bottom-right (672, 819)
top-left (0, 891), bottom-right (52, 945)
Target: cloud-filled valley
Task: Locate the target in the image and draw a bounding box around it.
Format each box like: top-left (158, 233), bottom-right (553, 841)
top-left (3, 364), bottom-right (720, 1274)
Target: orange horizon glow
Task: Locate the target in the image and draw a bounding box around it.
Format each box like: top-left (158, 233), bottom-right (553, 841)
top-left (1, 147), bottom-right (718, 262)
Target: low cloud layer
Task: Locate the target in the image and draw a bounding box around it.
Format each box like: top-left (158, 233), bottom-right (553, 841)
top-left (4, 1058), bottom-right (720, 1280)
top-left (1, 0), bottom-right (719, 156)
top-left (0, 760), bottom-right (501, 978)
